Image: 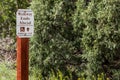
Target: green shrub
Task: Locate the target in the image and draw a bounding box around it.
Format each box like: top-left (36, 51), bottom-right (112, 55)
top-left (0, 61), bottom-right (16, 80)
top-left (30, 0), bottom-right (120, 79)
top-left (30, 0), bottom-right (80, 79)
top-left (29, 68), bottom-right (110, 80)
top-left (73, 0), bottom-right (120, 79)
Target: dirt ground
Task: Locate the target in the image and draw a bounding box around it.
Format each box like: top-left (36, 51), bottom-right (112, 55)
top-left (0, 37), bottom-right (16, 62)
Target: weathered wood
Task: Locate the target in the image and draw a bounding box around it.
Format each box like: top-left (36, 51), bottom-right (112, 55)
top-left (17, 37), bottom-right (29, 80)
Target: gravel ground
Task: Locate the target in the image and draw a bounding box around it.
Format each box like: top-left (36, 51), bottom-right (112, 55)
top-left (0, 37), bottom-right (16, 62)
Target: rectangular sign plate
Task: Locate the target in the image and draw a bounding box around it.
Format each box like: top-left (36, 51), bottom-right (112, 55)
top-left (16, 9), bottom-right (34, 38)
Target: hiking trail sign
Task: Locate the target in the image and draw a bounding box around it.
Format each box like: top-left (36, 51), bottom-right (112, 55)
top-left (16, 9), bottom-right (34, 80)
top-left (16, 9), bottom-right (34, 38)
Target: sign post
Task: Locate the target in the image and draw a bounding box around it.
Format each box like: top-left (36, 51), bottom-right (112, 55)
top-left (16, 9), bottom-right (34, 80)
top-left (17, 37), bottom-right (29, 80)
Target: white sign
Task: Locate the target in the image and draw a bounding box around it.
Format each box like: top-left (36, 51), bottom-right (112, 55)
top-left (16, 9), bottom-right (34, 38)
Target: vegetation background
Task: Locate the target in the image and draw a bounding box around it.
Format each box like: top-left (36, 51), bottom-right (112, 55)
top-left (0, 0), bottom-right (120, 80)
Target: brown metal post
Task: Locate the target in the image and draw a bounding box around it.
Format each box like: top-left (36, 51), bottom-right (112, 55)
top-left (17, 36), bottom-right (29, 80)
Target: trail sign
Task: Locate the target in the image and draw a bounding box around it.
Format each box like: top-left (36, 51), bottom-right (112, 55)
top-left (16, 9), bottom-right (34, 38)
top-left (16, 9), bottom-right (34, 80)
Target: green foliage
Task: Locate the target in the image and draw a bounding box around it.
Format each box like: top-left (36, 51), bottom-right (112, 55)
top-left (0, 0), bottom-right (30, 38)
top-left (48, 69), bottom-right (72, 80)
top-left (0, 61), bottom-right (16, 80)
top-left (30, 0), bottom-right (120, 80)
top-left (0, 61), bottom-right (110, 80)
top-left (29, 67), bottom-right (43, 80)
top-left (29, 68), bottom-right (109, 80)
top-left (30, 0), bottom-right (82, 79)
top-left (0, 62), bottom-right (110, 80)
top-left (74, 0), bottom-right (120, 79)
